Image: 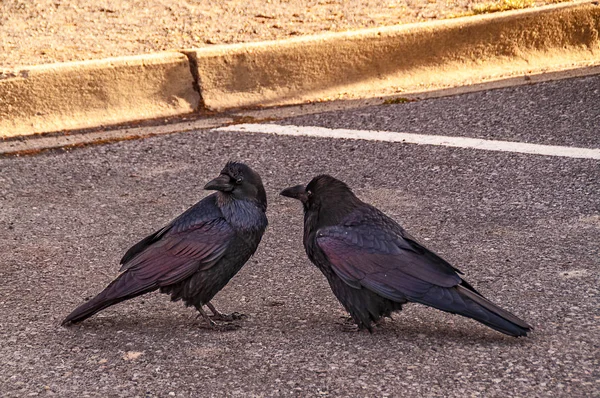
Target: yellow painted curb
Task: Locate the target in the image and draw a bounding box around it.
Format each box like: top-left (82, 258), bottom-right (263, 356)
top-left (185, 0), bottom-right (599, 110)
top-left (0, 53), bottom-right (200, 138)
top-left (0, 1), bottom-right (598, 137)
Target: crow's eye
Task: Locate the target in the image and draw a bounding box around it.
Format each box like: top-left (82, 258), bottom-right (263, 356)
top-left (307, 190), bottom-right (312, 197)
top-left (235, 178), bottom-right (243, 185)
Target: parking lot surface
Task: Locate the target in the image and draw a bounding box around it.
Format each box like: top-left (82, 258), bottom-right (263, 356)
top-left (1, 74), bottom-right (599, 397)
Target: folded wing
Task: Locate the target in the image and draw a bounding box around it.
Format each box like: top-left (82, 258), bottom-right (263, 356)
top-left (316, 224), bottom-right (462, 301)
top-left (316, 223), bottom-right (531, 336)
top-left (62, 218), bottom-right (234, 324)
top-left (118, 218), bottom-right (234, 292)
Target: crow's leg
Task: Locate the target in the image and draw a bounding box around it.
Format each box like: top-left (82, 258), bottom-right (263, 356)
top-left (375, 315), bottom-right (389, 327)
top-left (195, 305), bottom-right (216, 328)
top-left (336, 316), bottom-right (361, 332)
top-left (206, 302), bottom-right (244, 322)
top-left (336, 315), bottom-right (372, 333)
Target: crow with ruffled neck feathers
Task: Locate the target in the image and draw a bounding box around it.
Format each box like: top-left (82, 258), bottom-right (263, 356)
top-left (63, 162), bottom-right (268, 327)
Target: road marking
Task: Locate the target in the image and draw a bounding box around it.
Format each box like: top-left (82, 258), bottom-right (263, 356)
top-left (216, 124), bottom-right (600, 160)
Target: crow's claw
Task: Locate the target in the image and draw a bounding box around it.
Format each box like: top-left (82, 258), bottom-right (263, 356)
top-left (206, 302), bottom-right (246, 322)
top-left (210, 311), bottom-right (247, 322)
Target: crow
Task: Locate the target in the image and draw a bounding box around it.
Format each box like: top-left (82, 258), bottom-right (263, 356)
top-left (62, 161), bottom-right (268, 327)
top-left (281, 175), bottom-right (531, 337)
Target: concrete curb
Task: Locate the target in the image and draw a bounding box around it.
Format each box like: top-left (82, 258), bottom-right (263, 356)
top-left (187, 0), bottom-right (600, 110)
top-left (0, 53), bottom-right (200, 138)
top-left (1, 1), bottom-right (599, 137)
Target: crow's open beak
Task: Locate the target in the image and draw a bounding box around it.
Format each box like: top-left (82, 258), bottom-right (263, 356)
top-left (204, 174), bottom-right (234, 192)
top-left (280, 185), bottom-right (308, 202)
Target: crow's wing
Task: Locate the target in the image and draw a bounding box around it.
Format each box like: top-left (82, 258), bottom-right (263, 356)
top-left (115, 218), bottom-right (234, 295)
top-left (316, 224), bottom-right (463, 302)
top-left (120, 225), bottom-right (171, 265)
top-left (120, 193), bottom-right (223, 266)
top-left (61, 217), bottom-right (234, 325)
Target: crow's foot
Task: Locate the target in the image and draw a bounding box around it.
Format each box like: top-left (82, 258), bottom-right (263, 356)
top-left (206, 302), bottom-right (246, 322)
top-left (210, 312), bottom-right (245, 322)
top-left (214, 322), bottom-right (242, 331)
top-left (336, 316), bottom-right (360, 332)
top-left (194, 314), bottom-right (241, 331)
top-left (195, 306), bottom-right (217, 328)
top-left (336, 316), bottom-right (375, 333)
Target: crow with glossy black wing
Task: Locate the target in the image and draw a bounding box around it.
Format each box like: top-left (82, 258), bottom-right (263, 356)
top-left (62, 162), bottom-right (268, 327)
top-left (281, 175), bottom-right (531, 337)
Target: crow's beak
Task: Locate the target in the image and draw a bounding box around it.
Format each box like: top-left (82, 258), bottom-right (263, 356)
top-left (280, 185), bottom-right (308, 202)
top-left (204, 174), bottom-right (234, 192)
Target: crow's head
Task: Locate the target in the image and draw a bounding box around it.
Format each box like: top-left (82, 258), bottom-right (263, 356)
top-left (280, 175), bottom-right (359, 216)
top-left (205, 162), bottom-right (267, 209)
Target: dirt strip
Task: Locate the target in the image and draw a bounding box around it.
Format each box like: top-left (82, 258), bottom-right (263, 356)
top-left (0, 0), bottom-right (568, 69)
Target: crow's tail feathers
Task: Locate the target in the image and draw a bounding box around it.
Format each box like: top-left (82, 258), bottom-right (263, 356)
top-left (61, 272), bottom-right (154, 325)
top-left (416, 284), bottom-right (532, 337)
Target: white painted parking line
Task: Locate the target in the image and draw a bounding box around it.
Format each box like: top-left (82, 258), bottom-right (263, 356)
top-left (216, 124), bottom-right (600, 160)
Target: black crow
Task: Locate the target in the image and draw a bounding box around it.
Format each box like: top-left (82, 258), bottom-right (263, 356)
top-left (281, 175), bottom-right (531, 337)
top-left (62, 162), bottom-right (268, 327)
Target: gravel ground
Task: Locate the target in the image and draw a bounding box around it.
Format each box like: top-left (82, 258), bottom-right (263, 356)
top-left (0, 0), bottom-right (566, 68)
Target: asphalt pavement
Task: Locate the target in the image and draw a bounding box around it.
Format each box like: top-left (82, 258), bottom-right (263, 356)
top-left (1, 74), bottom-right (599, 397)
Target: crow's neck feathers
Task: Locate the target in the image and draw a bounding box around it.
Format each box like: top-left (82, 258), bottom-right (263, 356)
top-left (313, 192), bottom-right (362, 228)
top-left (306, 175), bottom-right (364, 229)
top-left (217, 192), bottom-right (268, 232)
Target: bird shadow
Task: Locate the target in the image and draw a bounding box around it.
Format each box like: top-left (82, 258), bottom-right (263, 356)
top-left (385, 318), bottom-right (534, 346)
top-left (304, 314), bottom-right (534, 346)
top-left (58, 310), bottom-right (534, 348)
top-left (58, 312), bottom-right (246, 338)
